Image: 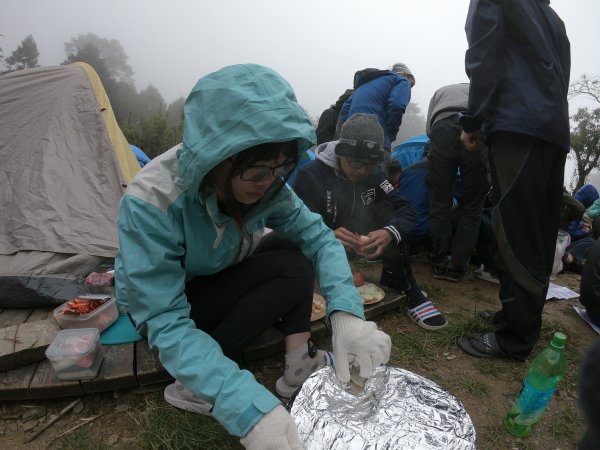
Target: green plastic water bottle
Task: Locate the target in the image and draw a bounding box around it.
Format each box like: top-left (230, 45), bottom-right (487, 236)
top-left (504, 332), bottom-right (567, 437)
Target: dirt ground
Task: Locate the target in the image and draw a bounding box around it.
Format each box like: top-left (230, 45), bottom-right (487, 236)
top-left (0, 258), bottom-right (596, 449)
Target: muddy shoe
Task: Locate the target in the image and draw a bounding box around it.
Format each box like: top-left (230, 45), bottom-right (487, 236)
top-left (458, 333), bottom-right (508, 359)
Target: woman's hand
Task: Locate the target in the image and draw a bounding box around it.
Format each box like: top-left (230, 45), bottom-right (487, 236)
top-left (240, 405), bottom-right (303, 450)
top-left (330, 311), bottom-right (391, 383)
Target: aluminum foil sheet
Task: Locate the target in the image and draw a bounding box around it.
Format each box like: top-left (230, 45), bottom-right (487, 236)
top-left (290, 366), bottom-right (476, 450)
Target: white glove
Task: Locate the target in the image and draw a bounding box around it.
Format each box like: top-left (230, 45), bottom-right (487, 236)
top-left (240, 405), bottom-right (303, 450)
top-left (331, 311), bottom-right (391, 383)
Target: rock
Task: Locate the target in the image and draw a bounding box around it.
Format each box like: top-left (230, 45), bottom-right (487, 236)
top-left (114, 404), bottom-right (130, 413)
top-left (21, 406), bottom-right (47, 421)
top-left (22, 420), bottom-right (38, 432)
top-left (73, 402), bottom-right (84, 414)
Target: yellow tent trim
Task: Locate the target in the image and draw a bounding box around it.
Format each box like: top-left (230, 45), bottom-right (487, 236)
top-left (74, 62), bottom-right (141, 184)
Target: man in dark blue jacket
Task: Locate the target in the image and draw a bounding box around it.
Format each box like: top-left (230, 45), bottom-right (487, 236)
top-left (294, 113), bottom-right (447, 331)
top-left (458, 0), bottom-right (571, 360)
top-left (338, 63), bottom-right (415, 151)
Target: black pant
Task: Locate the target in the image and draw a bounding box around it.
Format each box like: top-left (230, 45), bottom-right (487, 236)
top-left (580, 238), bottom-right (600, 326)
top-left (428, 116), bottom-right (489, 272)
top-left (185, 233), bottom-right (314, 362)
top-left (489, 132), bottom-right (566, 360)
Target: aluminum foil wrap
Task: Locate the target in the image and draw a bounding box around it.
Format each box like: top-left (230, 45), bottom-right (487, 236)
top-left (290, 366), bottom-right (476, 449)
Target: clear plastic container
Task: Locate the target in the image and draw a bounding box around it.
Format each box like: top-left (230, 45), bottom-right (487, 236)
top-left (45, 328), bottom-right (105, 380)
top-left (53, 295), bottom-right (118, 332)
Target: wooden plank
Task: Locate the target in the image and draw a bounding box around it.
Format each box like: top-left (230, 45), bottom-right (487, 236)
top-left (0, 363), bottom-right (37, 401)
top-left (0, 319), bottom-right (60, 371)
top-left (135, 339), bottom-right (172, 386)
top-left (0, 308), bottom-right (57, 401)
top-left (28, 359), bottom-right (83, 399)
top-left (81, 344), bottom-right (137, 394)
top-left (0, 308), bottom-right (32, 328)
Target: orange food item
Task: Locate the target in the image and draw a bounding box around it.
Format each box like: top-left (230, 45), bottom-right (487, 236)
top-left (61, 297), bottom-right (107, 315)
top-left (352, 271), bottom-right (366, 287)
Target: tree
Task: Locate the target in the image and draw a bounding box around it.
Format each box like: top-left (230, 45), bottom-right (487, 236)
top-left (568, 74), bottom-right (600, 191)
top-left (63, 42), bottom-right (116, 92)
top-left (64, 33), bottom-right (133, 83)
top-left (569, 107), bottom-right (600, 192)
top-left (138, 85), bottom-right (166, 118)
top-left (391, 102), bottom-right (426, 146)
top-left (570, 74), bottom-right (600, 104)
top-left (4, 34), bottom-right (39, 72)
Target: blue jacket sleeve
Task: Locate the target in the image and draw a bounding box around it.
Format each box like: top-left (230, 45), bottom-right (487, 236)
top-left (115, 196), bottom-right (280, 438)
top-left (386, 80), bottom-right (411, 141)
top-left (462, 0), bottom-right (504, 132)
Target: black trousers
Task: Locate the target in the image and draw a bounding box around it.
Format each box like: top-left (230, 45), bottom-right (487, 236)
top-left (580, 237), bottom-right (600, 326)
top-left (489, 132), bottom-right (566, 360)
top-left (185, 233), bottom-right (314, 362)
top-left (428, 116), bottom-right (489, 272)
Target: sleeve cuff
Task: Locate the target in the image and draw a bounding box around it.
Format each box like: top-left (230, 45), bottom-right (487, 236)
top-left (458, 112), bottom-right (483, 133)
top-left (384, 226), bottom-right (401, 244)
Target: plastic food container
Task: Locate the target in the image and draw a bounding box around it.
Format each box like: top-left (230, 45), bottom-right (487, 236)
top-left (45, 328), bottom-right (105, 380)
top-left (53, 295), bottom-right (118, 332)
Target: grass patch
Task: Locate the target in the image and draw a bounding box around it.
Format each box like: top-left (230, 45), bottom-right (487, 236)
top-left (427, 314), bottom-right (495, 348)
top-left (547, 403), bottom-right (583, 447)
top-left (389, 332), bottom-right (435, 367)
top-left (53, 430), bottom-right (108, 450)
top-left (478, 423), bottom-right (506, 450)
top-left (458, 378), bottom-right (491, 396)
top-left (136, 398), bottom-right (241, 450)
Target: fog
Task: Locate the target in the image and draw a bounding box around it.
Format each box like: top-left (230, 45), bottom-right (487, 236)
top-left (2, 0), bottom-right (600, 183)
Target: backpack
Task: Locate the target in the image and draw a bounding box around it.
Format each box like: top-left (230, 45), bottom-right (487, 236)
top-left (316, 89), bottom-right (354, 145)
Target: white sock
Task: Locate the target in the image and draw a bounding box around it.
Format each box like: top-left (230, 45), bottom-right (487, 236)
top-left (283, 341), bottom-right (333, 387)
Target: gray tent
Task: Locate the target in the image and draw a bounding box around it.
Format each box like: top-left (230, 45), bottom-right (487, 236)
top-left (0, 63), bottom-right (141, 307)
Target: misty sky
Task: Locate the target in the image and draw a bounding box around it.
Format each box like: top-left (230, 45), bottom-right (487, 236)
top-left (3, 0), bottom-right (599, 118)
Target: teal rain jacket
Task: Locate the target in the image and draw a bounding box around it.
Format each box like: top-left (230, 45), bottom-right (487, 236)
top-left (114, 64), bottom-right (365, 437)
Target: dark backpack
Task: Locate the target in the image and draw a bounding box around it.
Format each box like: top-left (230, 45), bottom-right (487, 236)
top-left (316, 89), bottom-right (354, 145)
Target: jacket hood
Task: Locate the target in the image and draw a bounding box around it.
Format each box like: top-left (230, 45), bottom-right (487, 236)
top-left (575, 184), bottom-right (600, 208)
top-left (178, 64), bottom-right (316, 191)
top-left (315, 141), bottom-right (341, 170)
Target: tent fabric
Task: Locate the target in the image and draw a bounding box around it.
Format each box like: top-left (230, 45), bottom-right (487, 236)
top-left (0, 63), bottom-right (139, 307)
top-left (392, 134), bottom-right (429, 169)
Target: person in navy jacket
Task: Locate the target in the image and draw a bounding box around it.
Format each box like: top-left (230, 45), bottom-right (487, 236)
top-left (294, 114), bottom-right (447, 331)
top-left (458, 0), bottom-right (571, 361)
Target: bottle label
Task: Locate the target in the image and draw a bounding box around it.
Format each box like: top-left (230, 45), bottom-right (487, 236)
top-left (513, 380), bottom-right (556, 425)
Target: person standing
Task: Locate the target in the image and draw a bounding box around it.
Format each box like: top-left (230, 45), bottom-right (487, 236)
top-left (457, 0), bottom-right (571, 360)
top-left (337, 63), bottom-right (415, 174)
top-left (316, 89), bottom-right (354, 145)
top-left (427, 83), bottom-right (489, 281)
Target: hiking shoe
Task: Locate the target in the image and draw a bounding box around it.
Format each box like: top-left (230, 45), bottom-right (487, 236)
top-left (458, 332), bottom-right (508, 359)
top-left (406, 290), bottom-right (447, 330)
top-left (432, 265), bottom-right (463, 282)
top-left (474, 266), bottom-right (500, 284)
top-left (164, 381), bottom-right (214, 415)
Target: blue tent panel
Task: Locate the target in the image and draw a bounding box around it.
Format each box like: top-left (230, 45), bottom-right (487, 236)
top-left (130, 145), bottom-right (151, 168)
top-left (287, 148), bottom-right (315, 187)
top-left (392, 134), bottom-right (429, 169)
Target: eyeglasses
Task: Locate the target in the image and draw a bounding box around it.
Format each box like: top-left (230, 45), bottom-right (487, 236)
top-left (239, 160), bottom-right (297, 181)
top-left (346, 158), bottom-right (378, 170)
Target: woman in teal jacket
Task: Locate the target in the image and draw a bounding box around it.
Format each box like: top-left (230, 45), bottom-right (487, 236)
top-left (115, 64), bottom-right (391, 449)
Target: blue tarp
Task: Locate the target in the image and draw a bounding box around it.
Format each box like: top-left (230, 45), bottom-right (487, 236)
top-left (391, 134), bottom-right (429, 169)
top-left (130, 145), bottom-right (151, 168)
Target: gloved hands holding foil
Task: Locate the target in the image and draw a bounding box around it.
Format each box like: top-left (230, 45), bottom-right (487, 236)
top-left (331, 311), bottom-right (392, 383)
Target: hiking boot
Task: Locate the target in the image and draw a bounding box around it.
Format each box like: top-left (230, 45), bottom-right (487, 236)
top-left (432, 265), bottom-right (463, 282)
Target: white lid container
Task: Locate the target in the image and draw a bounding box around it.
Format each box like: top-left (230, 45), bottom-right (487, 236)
top-left (45, 328), bottom-right (105, 380)
top-left (53, 295), bottom-right (118, 332)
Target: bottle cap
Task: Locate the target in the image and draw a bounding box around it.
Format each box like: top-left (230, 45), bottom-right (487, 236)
top-left (551, 332), bottom-right (567, 348)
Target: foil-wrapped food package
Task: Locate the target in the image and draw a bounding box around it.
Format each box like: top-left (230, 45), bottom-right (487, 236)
top-left (290, 366), bottom-right (476, 449)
